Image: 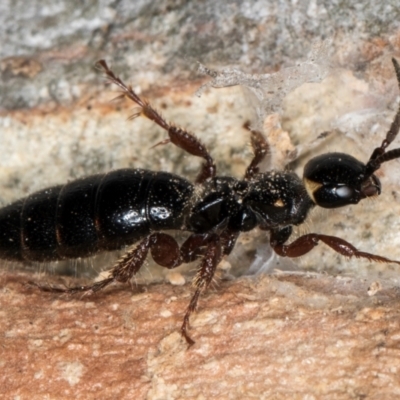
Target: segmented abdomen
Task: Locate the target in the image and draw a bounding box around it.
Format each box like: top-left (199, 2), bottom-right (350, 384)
top-left (0, 169), bottom-right (194, 262)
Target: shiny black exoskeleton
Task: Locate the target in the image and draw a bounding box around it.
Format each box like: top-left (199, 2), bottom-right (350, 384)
top-left (0, 170), bottom-right (193, 261)
top-left (3, 59), bottom-right (400, 346)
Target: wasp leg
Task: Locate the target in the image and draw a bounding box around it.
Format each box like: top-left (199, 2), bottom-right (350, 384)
top-left (34, 230), bottom-right (235, 346)
top-left (244, 122), bottom-right (270, 179)
top-left (34, 233), bottom-right (183, 295)
top-left (30, 277), bottom-right (115, 294)
top-left (181, 234), bottom-right (223, 347)
top-left (96, 60), bottom-right (216, 183)
top-left (153, 230), bottom-right (237, 346)
top-left (178, 229), bottom-right (238, 263)
top-left (271, 232), bottom-right (400, 265)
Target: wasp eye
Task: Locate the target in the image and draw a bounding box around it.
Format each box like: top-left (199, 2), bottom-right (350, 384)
top-left (335, 185), bottom-right (354, 200)
top-left (312, 183), bottom-right (358, 208)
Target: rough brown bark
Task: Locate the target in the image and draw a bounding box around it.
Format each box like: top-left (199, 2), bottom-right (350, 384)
top-left (2, 270), bottom-right (400, 399)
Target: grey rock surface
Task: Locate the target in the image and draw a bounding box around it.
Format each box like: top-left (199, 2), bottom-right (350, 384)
top-left (2, 4), bottom-right (400, 397)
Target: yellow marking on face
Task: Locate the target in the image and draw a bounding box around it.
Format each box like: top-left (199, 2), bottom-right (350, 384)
top-left (303, 177), bottom-right (322, 204)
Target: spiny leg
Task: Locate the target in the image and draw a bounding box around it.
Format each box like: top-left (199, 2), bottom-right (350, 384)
top-left (219, 229), bottom-right (240, 257)
top-left (271, 231), bottom-right (400, 265)
top-left (31, 276), bottom-right (115, 294)
top-left (152, 230), bottom-right (236, 267)
top-left (96, 60), bottom-right (216, 183)
top-left (34, 231), bottom-right (228, 344)
top-left (181, 234), bottom-right (223, 346)
top-left (243, 122), bottom-right (270, 180)
top-left (180, 229), bottom-right (238, 263)
top-left (34, 233), bottom-right (184, 295)
top-left (175, 230), bottom-right (238, 345)
top-left (33, 235), bottom-right (155, 294)
top-left (35, 228), bottom-right (234, 345)
top-left (180, 233), bottom-right (216, 263)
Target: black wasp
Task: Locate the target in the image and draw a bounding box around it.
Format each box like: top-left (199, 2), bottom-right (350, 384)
top-left (2, 59), bottom-right (400, 346)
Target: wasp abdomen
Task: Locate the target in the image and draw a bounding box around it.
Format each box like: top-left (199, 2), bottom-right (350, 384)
top-left (0, 169), bottom-right (193, 262)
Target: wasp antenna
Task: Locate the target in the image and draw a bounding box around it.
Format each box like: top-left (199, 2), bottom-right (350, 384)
top-left (365, 58), bottom-right (400, 175)
top-left (94, 59), bottom-right (108, 71)
top-left (380, 58), bottom-right (400, 149)
top-left (392, 58), bottom-right (400, 87)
